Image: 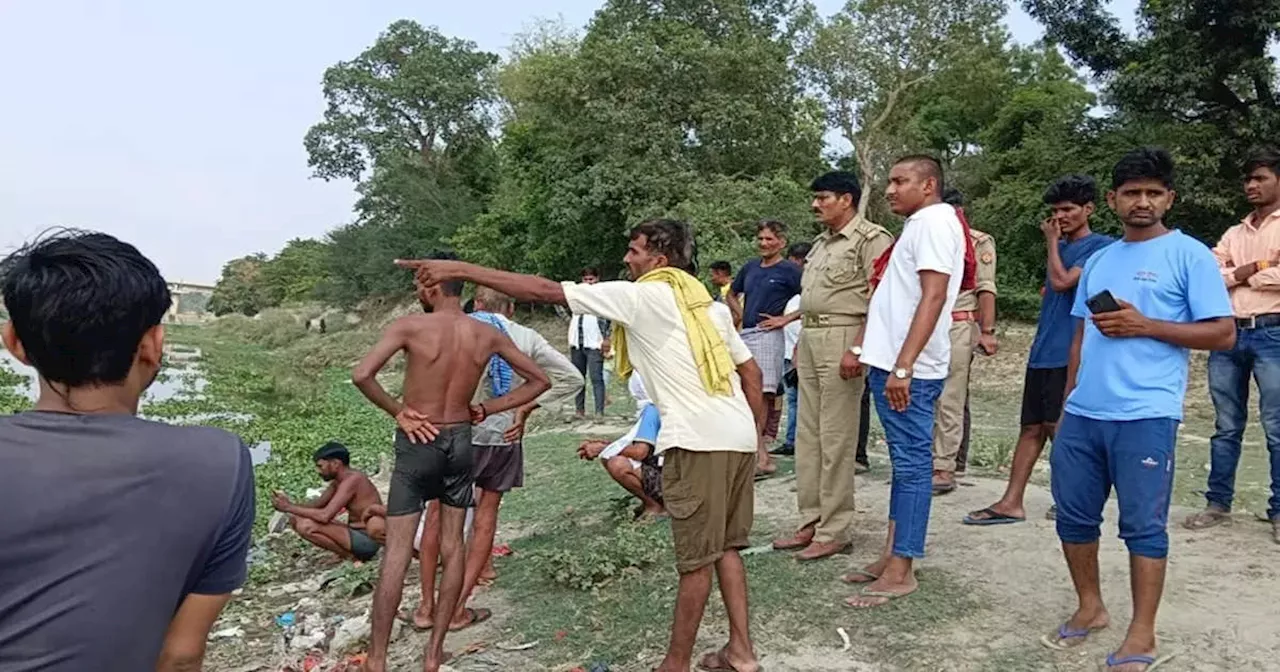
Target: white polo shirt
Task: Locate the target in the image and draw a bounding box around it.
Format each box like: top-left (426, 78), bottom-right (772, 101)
top-left (563, 281), bottom-right (757, 455)
top-left (860, 202), bottom-right (965, 380)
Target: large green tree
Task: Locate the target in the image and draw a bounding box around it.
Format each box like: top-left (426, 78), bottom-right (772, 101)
top-left (454, 1), bottom-right (826, 280)
top-left (209, 255), bottom-right (271, 317)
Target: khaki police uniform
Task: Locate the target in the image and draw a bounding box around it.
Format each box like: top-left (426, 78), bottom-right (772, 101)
top-left (932, 229), bottom-right (997, 473)
top-left (795, 216), bottom-right (892, 543)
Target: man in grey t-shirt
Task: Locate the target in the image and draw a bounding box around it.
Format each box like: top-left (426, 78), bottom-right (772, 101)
top-left (0, 231), bottom-right (255, 671)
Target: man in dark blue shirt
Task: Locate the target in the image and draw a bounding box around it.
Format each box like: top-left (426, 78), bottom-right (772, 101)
top-left (728, 220), bottom-right (802, 475)
top-left (0, 231), bottom-right (255, 671)
top-left (965, 175), bottom-right (1113, 526)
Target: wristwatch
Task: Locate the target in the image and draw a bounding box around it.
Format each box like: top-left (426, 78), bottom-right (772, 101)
top-left (849, 345), bottom-right (863, 356)
top-left (893, 367), bottom-right (910, 380)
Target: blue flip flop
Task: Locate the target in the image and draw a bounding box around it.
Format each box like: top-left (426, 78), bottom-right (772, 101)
top-left (1040, 622), bottom-right (1105, 651)
top-left (1103, 651), bottom-right (1176, 670)
top-left (963, 507), bottom-right (1025, 526)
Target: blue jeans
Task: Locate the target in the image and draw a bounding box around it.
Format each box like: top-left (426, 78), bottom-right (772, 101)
top-left (1207, 326), bottom-right (1280, 519)
top-left (784, 359), bottom-right (797, 446)
top-left (868, 368), bottom-right (944, 558)
top-left (1051, 413), bottom-right (1178, 558)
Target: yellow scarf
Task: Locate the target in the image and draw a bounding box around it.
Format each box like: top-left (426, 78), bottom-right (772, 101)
top-left (613, 267), bottom-right (735, 396)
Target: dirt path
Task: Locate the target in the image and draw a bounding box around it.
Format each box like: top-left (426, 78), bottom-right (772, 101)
top-left (752, 472), bottom-right (1280, 672)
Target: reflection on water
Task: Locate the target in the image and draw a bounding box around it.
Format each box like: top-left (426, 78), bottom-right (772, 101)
top-left (1, 345), bottom-right (210, 406)
top-left (250, 441), bottom-right (272, 466)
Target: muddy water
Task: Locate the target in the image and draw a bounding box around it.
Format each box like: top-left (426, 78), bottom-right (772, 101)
top-left (1, 346), bottom-right (272, 465)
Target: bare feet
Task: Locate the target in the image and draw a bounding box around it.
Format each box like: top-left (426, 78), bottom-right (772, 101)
top-left (411, 602), bottom-right (434, 630)
top-left (842, 557), bottom-right (889, 584)
top-left (423, 650), bottom-right (453, 672)
top-left (363, 658), bottom-right (385, 672)
top-left (843, 574), bottom-right (918, 608)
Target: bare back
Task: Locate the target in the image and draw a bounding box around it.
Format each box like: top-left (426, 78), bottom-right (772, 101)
top-left (398, 312), bottom-right (502, 424)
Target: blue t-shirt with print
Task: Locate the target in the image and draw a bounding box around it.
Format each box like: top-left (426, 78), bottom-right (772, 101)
top-left (633, 404), bottom-right (662, 445)
top-left (731, 258), bottom-right (801, 328)
top-left (1065, 230), bottom-right (1233, 421)
top-left (1027, 233), bottom-right (1114, 368)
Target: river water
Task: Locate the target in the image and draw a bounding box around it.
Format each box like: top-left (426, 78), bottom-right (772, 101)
top-left (1, 346), bottom-right (272, 465)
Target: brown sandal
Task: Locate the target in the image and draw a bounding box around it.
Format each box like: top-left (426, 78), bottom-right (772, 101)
top-left (1183, 508), bottom-right (1230, 530)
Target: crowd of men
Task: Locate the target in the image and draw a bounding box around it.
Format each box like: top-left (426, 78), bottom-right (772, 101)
top-left (2, 145), bottom-right (1279, 672)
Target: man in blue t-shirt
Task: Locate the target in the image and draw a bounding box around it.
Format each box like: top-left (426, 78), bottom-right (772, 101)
top-left (966, 175), bottom-right (1113, 526)
top-left (1039, 148), bottom-right (1234, 670)
top-left (728, 219), bottom-right (802, 474)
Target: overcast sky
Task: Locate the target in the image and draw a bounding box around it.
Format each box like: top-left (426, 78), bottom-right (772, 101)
top-left (0, 0), bottom-right (1138, 284)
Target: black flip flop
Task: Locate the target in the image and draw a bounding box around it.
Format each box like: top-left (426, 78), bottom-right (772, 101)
top-left (962, 508), bottom-right (1025, 526)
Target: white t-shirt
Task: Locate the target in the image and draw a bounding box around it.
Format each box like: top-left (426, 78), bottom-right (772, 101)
top-left (783, 294), bottom-right (802, 361)
top-left (860, 202), bottom-right (965, 380)
top-left (563, 281), bottom-right (757, 454)
top-left (568, 314), bottom-right (607, 349)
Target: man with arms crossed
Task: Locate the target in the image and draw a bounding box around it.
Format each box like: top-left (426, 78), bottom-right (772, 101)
top-left (401, 218), bottom-right (768, 672)
top-left (353, 257), bottom-right (550, 672)
top-left (274, 442), bottom-right (387, 563)
top-left (728, 220), bottom-right (802, 476)
top-left (965, 175), bottom-right (1113, 525)
top-left (1186, 147), bottom-right (1280, 543)
top-left (411, 287), bottom-right (582, 632)
top-left (843, 156), bottom-right (964, 608)
top-left (771, 171), bottom-right (892, 561)
top-left (0, 231), bottom-right (255, 671)
top-left (1040, 148), bottom-right (1233, 671)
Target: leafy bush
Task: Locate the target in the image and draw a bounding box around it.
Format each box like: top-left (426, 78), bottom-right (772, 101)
top-left (530, 517), bottom-right (671, 591)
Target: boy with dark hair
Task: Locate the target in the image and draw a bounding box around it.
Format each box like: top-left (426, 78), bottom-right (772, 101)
top-left (1039, 148), bottom-right (1234, 670)
top-left (1189, 147), bottom-right (1280, 544)
top-left (965, 174), bottom-right (1114, 525)
top-left (353, 252), bottom-right (551, 672)
top-left (0, 230), bottom-right (255, 671)
top-left (709, 260), bottom-right (734, 304)
top-left (272, 442), bottom-right (388, 563)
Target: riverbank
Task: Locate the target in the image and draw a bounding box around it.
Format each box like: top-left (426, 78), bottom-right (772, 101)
top-left (6, 312), bottom-right (1275, 671)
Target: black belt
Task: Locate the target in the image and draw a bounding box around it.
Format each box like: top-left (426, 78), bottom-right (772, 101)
top-left (1236, 313), bottom-right (1280, 329)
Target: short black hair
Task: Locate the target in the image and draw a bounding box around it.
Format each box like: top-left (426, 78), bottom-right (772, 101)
top-left (787, 242), bottom-right (812, 260)
top-left (1112, 147), bottom-right (1175, 190)
top-left (1043, 175), bottom-right (1097, 205)
top-left (709, 260), bottom-right (732, 274)
top-left (630, 219), bottom-right (694, 272)
top-left (313, 441), bottom-right (350, 466)
top-left (429, 251), bottom-right (465, 297)
top-left (756, 220), bottom-right (787, 239)
top-left (1243, 147), bottom-right (1280, 177)
top-left (810, 171), bottom-right (862, 207)
top-left (894, 154), bottom-right (944, 186)
top-left (581, 267), bottom-right (600, 278)
top-left (1, 229), bottom-right (171, 387)
top-left (942, 186), bottom-right (965, 207)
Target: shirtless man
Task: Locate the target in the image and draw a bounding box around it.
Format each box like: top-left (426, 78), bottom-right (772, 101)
top-left (272, 442), bottom-right (387, 563)
top-left (353, 253), bottom-right (551, 672)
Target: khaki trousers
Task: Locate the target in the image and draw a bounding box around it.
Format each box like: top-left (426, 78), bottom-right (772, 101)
top-left (932, 319), bottom-right (977, 472)
top-left (795, 321), bottom-right (864, 544)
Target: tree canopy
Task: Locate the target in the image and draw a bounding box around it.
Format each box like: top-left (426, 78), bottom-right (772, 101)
top-left (212, 0), bottom-right (1275, 319)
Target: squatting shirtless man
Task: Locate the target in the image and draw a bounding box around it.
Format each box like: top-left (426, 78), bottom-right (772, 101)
top-left (273, 442), bottom-right (387, 563)
top-left (353, 253), bottom-right (550, 672)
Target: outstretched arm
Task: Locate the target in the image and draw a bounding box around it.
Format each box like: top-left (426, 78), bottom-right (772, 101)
top-left (397, 259), bottom-right (566, 306)
top-left (480, 331), bottom-right (552, 417)
top-left (352, 320), bottom-right (409, 418)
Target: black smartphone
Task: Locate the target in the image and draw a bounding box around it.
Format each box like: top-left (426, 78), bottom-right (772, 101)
top-left (1086, 290), bottom-right (1122, 314)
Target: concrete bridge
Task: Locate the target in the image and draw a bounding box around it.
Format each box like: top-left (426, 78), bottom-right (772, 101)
top-left (166, 281), bottom-right (215, 323)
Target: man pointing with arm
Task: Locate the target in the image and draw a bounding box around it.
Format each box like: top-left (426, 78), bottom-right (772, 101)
top-left (399, 218), bottom-right (768, 672)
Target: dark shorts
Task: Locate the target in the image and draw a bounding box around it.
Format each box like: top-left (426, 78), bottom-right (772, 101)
top-left (472, 442), bottom-right (525, 493)
top-left (641, 457), bottom-right (663, 504)
top-left (348, 527), bottom-right (380, 562)
top-left (387, 425), bottom-right (475, 516)
top-left (1020, 366), bottom-right (1068, 426)
top-left (663, 449), bottom-right (755, 574)
top-left (1050, 414), bottom-right (1178, 559)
